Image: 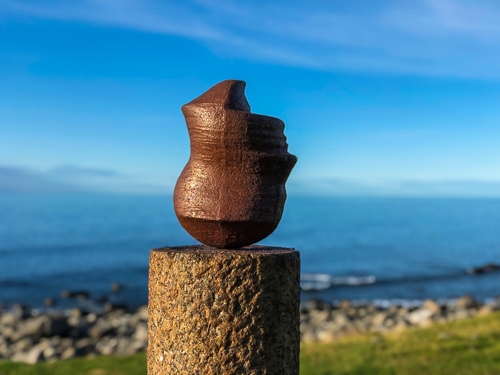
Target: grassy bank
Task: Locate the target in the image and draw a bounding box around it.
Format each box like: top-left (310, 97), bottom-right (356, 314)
top-left (301, 310), bottom-right (500, 374)
top-left (2, 311), bottom-right (500, 375)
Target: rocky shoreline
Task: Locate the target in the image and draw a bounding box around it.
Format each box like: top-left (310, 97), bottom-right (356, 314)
top-left (0, 303), bottom-right (147, 364)
top-left (1, 294), bottom-right (499, 364)
top-left (300, 295), bottom-right (500, 342)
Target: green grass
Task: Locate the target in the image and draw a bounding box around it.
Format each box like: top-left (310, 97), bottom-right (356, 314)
top-left (300, 311), bottom-right (500, 375)
top-left (2, 312), bottom-right (500, 375)
top-left (0, 354), bottom-right (146, 375)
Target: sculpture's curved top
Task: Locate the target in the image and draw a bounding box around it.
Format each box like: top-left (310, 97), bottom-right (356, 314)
top-left (174, 80), bottom-right (297, 249)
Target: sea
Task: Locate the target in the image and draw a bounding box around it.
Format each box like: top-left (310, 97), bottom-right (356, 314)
top-left (1, 193), bottom-right (499, 310)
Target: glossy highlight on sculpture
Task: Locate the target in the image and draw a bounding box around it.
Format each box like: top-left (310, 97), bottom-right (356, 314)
top-left (173, 80), bottom-right (297, 248)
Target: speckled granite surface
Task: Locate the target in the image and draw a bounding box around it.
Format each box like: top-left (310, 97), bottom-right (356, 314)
top-left (148, 245), bottom-right (300, 375)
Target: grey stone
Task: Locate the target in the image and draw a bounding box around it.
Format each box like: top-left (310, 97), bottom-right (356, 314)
top-left (136, 305), bottom-right (148, 321)
top-left (2, 326), bottom-right (16, 341)
top-left (60, 346), bottom-right (76, 360)
top-left (88, 321), bottom-right (115, 339)
top-left (339, 300), bottom-right (351, 310)
top-left (69, 308), bottom-right (83, 318)
top-left (0, 312), bottom-right (20, 326)
top-left (86, 312), bottom-right (98, 323)
top-left (456, 295), bottom-right (478, 309)
top-left (13, 315), bottom-right (50, 341)
top-left (334, 312), bottom-right (349, 325)
top-left (115, 337), bottom-right (136, 355)
top-left (43, 345), bottom-right (57, 360)
top-left (12, 347), bottom-right (44, 364)
top-left (453, 309), bottom-right (471, 320)
top-left (407, 308), bottom-right (435, 326)
top-left (477, 305), bottom-right (494, 316)
top-left (13, 337), bottom-right (34, 352)
top-left (96, 337), bottom-right (118, 356)
top-left (133, 322), bottom-right (148, 342)
top-left (357, 307), bottom-right (369, 318)
top-left (372, 312), bottom-right (387, 327)
top-left (423, 299), bottom-right (441, 315)
top-left (309, 309), bottom-right (331, 324)
top-left (56, 338), bottom-right (75, 355)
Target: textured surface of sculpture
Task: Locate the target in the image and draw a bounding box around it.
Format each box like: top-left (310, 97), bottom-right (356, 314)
top-left (174, 80), bottom-right (297, 248)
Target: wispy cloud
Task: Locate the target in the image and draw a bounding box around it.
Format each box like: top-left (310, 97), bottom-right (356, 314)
top-left (0, 166), bottom-right (76, 193)
top-left (49, 165), bottom-right (119, 178)
top-left (0, 164), bottom-right (165, 194)
top-left (3, 0), bottom-right (500, 77)
top-left (290, 177), bottom-right (500, 198)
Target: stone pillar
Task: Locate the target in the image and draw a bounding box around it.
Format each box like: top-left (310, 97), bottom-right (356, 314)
top-left (148, 245), bottom-right (300, 375)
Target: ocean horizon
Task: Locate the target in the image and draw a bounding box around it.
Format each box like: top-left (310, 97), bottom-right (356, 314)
top-left (1, 193), bottom-right (499, 309)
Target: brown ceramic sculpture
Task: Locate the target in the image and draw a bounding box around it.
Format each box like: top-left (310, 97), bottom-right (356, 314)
top-left (173, 80), bottom-right (297, 248)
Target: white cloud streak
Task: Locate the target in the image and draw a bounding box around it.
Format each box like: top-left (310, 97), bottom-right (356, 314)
top-left (3, 0), bottom-right (500, 78)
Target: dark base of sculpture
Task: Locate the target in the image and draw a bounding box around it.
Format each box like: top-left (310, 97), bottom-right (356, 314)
top-left (176, 218), bottom-right (280, 249)
top-left (147, 245), bottom-right (300, 375)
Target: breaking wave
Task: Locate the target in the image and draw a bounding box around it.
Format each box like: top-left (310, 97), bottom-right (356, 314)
top-left (301, 273), bottom-right (376, 291)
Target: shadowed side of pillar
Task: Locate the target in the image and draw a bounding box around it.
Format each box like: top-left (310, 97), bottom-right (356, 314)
top-left (147, 246), bottom-right (300, 375)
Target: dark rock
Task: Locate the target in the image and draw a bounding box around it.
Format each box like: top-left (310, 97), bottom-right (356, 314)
top-left (75, 338), bottom-right (95, 356)
top-left (44, 316), bottom-right (70, 337)
top-left (467, 263), bottom-right (500, 275)
top-left (103, 302), bottom-right (127, 313)
top-left (66, 319), bottom-right (90, 339)
top-left (11, 304), bottom-right (29, 319)
top-left (94, 295), bottom-right (108, 303)
top-left (60, 290), bottom-right (90, 300)
top-left (111, 282), bottom-right (122, 293)
top-left (303, 299), bottom-right (330, 311)
top-left (43, 298), bottom-right (55, 307)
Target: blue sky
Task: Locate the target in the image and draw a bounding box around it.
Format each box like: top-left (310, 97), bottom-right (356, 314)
top-left (2, 0), bottom-right (500, 196)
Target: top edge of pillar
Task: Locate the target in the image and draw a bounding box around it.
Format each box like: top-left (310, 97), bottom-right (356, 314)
top-left (151, 244), bottom-right (297, 256)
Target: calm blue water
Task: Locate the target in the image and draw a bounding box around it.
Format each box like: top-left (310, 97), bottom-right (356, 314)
top-left (1, 193), bottom-right (499, 308)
